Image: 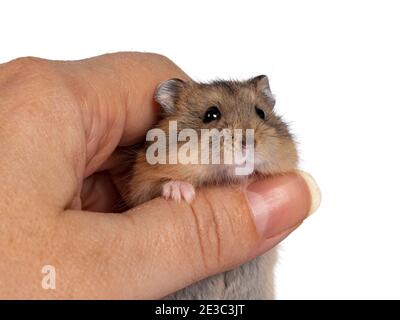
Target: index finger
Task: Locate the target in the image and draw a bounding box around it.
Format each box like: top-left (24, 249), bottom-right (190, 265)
top-left (63, 52), bottom-right (189, 146)
top-left (0, 53), bottom-right (188, 211)
top-left (55, 52), bottom-right (189, 178)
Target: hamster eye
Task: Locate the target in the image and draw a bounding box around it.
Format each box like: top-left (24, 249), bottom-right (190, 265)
top-left (203, 106), bottom-right (221, 123)
top-left (255, 106), bottom-right (266, 120)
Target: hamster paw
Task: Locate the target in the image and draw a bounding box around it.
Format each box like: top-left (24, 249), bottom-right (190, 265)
top-left (162, 180), bottom-right (196, 203)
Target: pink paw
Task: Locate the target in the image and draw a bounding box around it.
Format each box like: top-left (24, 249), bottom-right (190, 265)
top-left (162, 181), bottom-right (196, 203)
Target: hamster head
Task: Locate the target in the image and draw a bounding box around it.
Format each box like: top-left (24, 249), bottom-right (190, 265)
top-left (154, 75), bottom-right (298, 179)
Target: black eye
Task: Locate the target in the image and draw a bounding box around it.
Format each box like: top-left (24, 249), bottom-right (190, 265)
top-left (255, 106), bottom-right (266, 120)
top-left (203, 106), bottom-right (221, 123)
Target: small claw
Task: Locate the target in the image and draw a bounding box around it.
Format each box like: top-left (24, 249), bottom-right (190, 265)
top-left (162, 181), bottom-right (196, 204)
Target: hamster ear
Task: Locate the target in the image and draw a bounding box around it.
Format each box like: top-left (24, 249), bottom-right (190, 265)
top-left (250, 75), bottom-right (276, 107)
top-left (155, 78), bottom-right (186, 115)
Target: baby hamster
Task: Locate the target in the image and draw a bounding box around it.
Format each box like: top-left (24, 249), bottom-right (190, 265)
top-left (126, 75), bottom-right (298, 299)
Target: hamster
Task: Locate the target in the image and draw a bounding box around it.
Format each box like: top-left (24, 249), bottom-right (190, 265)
top-left (126, 75), bottom-right (298, 299)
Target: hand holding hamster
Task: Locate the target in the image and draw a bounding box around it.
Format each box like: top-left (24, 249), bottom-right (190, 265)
top-left (0, 52), bottom-right (320, 298)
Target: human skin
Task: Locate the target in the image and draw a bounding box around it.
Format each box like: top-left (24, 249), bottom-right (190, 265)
top-left (0, 52), bottom-right (321, 299)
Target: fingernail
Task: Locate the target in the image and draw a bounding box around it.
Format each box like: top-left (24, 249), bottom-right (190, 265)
top-left (295, 170), bottom-right (322, 216)
top-left (245, 171), bottom-right (321, 238)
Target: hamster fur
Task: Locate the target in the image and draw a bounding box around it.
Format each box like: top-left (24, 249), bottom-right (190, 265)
top-left (126, 75), bottom-right (298, 299)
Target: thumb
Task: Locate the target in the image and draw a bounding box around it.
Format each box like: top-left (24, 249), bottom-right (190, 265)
top-left (55, 171), bottom-right (319, 299)
top-left (124, 171), bottom-right (321, 298)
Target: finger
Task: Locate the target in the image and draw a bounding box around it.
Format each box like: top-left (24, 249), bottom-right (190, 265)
top-left (79, 52), bottom-right (188, 144)
top-left (35, 172), bottom-right (320, 299)
top-left (57, 52), bottom-right (189, 177)
top-left (0, 53), bottom-right (188, 211)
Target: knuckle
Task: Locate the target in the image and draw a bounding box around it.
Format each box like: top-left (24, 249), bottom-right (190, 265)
top-left (11, 56), bottom-right (44, 66)
top-left (6, 56), bottom-right (58, 89)
top-left (113, 51), bottom-right (172, 66)
top-left (143, 52), bottom-right (183, 75)
top-left (144, 52), bottom-right (173, 64)
top-left (10, 56), bottom-right (49, 74)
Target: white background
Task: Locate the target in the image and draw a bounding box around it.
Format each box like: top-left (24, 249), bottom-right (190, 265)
top-left (1, 0), bottom-right (399, 299)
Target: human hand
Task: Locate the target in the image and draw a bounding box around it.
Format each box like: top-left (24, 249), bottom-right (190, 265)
top-left (0, 52), bottom-right (321, 299)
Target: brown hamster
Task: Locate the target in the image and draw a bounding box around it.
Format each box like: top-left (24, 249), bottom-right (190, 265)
top-left (128, 75), bottom-right (297, 206)
top-left (127, 75), bottom-right (298, 299)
